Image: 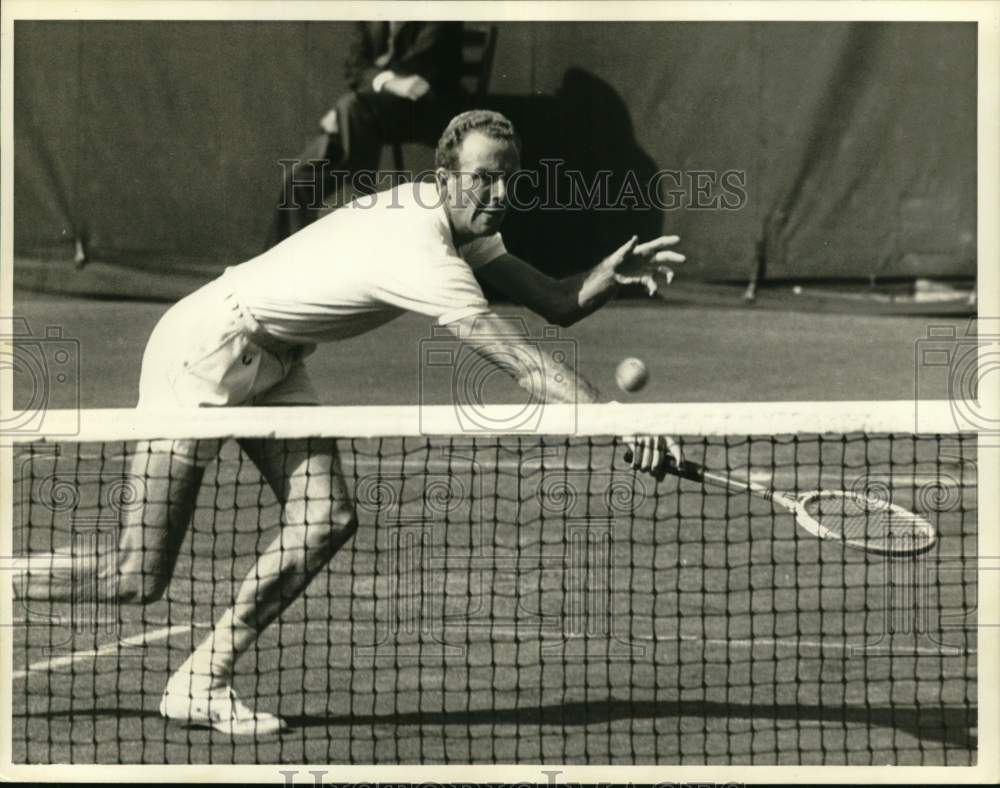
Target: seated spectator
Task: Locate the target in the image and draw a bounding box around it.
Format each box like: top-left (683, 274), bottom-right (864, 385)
top-left (269, 21), bottom-right (465, 246)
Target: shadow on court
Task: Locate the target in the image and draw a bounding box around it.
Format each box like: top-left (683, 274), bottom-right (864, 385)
top-left (13, 697), bottom-right (975, 764)
top-left (276, 700), bottom-right (978, 751)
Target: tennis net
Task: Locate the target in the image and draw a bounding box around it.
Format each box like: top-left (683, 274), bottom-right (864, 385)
top-left (9, 403), bottom-right (978, 765)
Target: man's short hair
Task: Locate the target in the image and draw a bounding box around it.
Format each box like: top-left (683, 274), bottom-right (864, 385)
top-left (435, 110), bottom-right (521, 170)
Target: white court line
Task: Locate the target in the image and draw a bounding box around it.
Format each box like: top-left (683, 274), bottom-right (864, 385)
top-left (0, 554), bottom-right (74, 572)
top-left (652, 632), bottom-right (975, 656)
top-left (11, 622), bottom-right (969, 683)
top-left (468, 628), bottom-right (973, 656)
top-left (12, 624), bottom-right (189, 681)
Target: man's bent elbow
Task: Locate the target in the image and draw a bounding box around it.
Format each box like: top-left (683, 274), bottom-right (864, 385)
top-left (535, 295), bottom-right (578, 328)
top-left (551, 304), bottom-right (582, 328)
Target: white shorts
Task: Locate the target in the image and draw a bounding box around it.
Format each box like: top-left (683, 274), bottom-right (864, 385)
top-left (136, 275), bottom-right (319, 465)
top-left (138, 274), bottom-right (319, 409)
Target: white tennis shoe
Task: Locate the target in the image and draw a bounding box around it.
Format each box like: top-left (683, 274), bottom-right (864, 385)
top-left (159, 680), bottom-right (286, 736)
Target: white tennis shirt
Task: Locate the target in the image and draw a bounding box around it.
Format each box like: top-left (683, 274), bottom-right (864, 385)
top-left (226, 181), bottom-right (506, 345)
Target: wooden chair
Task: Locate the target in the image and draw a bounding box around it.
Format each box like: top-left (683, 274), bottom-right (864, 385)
top-left (391, 24), bottom-right (498, 171)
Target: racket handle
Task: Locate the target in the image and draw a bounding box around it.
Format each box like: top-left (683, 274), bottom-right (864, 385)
top-left (622, 449), bottom-right (705, 483)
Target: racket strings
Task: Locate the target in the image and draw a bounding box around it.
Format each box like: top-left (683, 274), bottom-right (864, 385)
top-left (801, 493), bottom-right (934, 551)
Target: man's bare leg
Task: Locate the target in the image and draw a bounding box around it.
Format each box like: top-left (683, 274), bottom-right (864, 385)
top-left (160, 437), bottom-right (358, 734)
top-left (14, 440), bottom-right (206, 605)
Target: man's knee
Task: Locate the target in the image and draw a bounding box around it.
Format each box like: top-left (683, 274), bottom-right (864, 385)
top-left (112, 540), bottom-right (176, 604)
top-left (335, 506), bottom-right (360, 539)
top-left (320, 504), bottom-right (359, 542)
top-left (115, 571), bottom-right (170, 605)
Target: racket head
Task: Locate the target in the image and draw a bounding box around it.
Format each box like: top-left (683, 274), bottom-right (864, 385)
top-left (793, 490), bottom-right (937, 556)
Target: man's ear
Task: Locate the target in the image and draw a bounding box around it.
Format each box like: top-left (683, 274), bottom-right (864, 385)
top-left (433, 167), bottom-right (449, 195)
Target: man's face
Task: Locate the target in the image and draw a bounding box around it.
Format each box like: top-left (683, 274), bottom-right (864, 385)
top-left (439, 131), bottom-right (521, 244)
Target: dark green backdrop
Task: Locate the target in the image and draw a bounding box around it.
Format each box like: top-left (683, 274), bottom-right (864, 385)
top-left (14, 21), bottom-right (976, 298)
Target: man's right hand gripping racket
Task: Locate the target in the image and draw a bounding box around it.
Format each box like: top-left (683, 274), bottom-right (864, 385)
top-left (624, 446), bottom-right (936, 557)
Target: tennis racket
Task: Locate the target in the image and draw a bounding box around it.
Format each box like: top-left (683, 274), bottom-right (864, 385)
top-left (624, 450), bottom-right (937, 556)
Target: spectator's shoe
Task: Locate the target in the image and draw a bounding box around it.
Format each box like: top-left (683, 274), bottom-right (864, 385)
top-left (159, 679), bottom-right (286, 736)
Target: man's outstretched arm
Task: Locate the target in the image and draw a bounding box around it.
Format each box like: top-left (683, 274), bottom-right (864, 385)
top-left (445, 311), bottom-right (679, 474)
top-left (474, 235), bottom-right (685, 327)
top-left (446, 311), bottom-right (602, 404)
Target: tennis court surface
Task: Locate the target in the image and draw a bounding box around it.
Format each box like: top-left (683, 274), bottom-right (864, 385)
top-left (11, 403), bottom-right (977, 765)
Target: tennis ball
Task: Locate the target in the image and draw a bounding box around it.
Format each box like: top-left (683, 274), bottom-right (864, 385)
top-left (615, 357), bottom-right (648, 393)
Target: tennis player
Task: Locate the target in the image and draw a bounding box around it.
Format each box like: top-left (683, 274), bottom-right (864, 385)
top-left (19, 110), bottom-right (684, 735)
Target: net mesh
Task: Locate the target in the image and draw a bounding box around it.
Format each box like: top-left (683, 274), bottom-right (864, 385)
top-left (10, 414), bottom-right (977, 765)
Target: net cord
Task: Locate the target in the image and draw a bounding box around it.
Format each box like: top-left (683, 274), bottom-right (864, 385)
top-left (4, 400), bottom-right (968, 443)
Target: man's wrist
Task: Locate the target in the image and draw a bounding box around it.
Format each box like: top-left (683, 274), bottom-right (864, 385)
top-left (577, 259), bottom-right (621, 309)
top-left (372, 70), bottom-right (396, 92)
top-left (593, 257), bottom-right (622, 287)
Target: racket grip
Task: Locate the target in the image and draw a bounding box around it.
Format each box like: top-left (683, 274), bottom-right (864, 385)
top-left (622, 449), bottom-right (705, 483)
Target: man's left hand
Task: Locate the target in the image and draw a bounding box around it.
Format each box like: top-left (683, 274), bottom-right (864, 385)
top-left (604, 235), bottom-right (686, 296)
